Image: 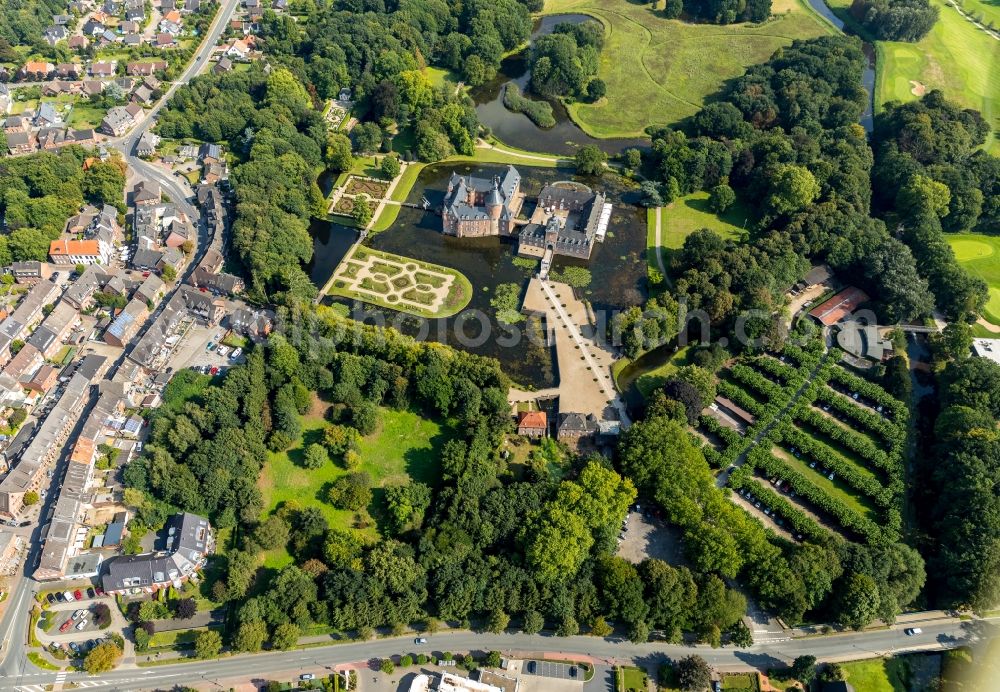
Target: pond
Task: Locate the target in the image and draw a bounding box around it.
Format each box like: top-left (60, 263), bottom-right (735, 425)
top-left (320, 162), bottom-right (649, 388)
top-left (471, 14), bottom-right (649, 156)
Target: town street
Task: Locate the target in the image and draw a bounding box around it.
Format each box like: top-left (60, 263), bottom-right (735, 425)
top-left (2, 615), bottom-right (997, 691)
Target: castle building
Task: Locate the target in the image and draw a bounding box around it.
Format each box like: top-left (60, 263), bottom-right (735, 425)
top-left (442, 165), bottom-right (522, 237)
top-left (517, 182), bottom-right (612, 260)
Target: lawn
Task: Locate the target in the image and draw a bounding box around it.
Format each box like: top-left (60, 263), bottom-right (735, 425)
top-left (873, 0), bottom-right (1000, 154)
top-left (615, 345), bottom-right (692, 399)
top-left (616, 666), bottom-right (648, 692)
top-left (947, 233), bottom-right (1000, 325)
top-left (653, 192), bottom-right (749, 276)
top-left (258, 405), bottom-right (450, 567)
top-left (774, 444), bottom-right (880, 522)
top-left (540, 0), bottom-right (835, 138)
top-left (67, 104), bottom-right (107, 130)
top-left (721, 673), bottom-right (761, 691)
top-left (840, 657), bottom-right (910, 692)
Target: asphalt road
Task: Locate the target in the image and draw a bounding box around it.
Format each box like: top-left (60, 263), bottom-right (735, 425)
top-left (3, 617), bottom-right (997, 691)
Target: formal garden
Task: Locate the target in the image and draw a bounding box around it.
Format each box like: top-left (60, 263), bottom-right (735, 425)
top-left (693, 337), bottom-right (909, 549)
top-left (327, 246), bottom-right (473, 318)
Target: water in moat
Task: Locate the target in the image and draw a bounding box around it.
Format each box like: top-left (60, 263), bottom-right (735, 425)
top-left (471, 14), bottom-right (649, 157)
top-left (317, 162), bottom-right (648, 388)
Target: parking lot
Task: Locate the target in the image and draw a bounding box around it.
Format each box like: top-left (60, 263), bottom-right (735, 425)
top-left (616, 509), bottom-right (685, 565)
top-left (507, 659), bottom-right (587, 692)
top-left (165, 322), bottom-right (244, 374)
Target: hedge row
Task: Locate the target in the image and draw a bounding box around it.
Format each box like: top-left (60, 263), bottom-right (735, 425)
top-left (776, 425), bottom-right (894, 508)
top-left (716, 380), bottom-right (767, 418)
top-left (795, 407), bottom-right (900, 481)
top-left (747, 447), bottom-right (889, 545)
top-left (826, 367), bottom-right (907, 421)
top-left (730, 363), bottom-right (788, 403)
top-left (699, 414), bottom-right (744, 449)
top-left (813, 387), bottom-right (905, 449)
top-left (748, 355), bottom-right (802, 385)
top-left (727, 466), bottom-right (834, 545)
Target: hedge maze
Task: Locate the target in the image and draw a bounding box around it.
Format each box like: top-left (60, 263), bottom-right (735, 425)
top-left (697, 338), bottom-right (909, 549)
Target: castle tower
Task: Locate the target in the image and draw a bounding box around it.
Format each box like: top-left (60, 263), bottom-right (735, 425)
top-left (485, 178), bottom-right (503, 221)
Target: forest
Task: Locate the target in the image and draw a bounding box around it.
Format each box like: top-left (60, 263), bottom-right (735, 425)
top-left (850, 0), bottom-right (939, 42)
top-left (0, 0), bottom-right (63, 49)
top-left (667, 0), bottom-right (772, 24)
top-left (0, 147), bottom-right (126, 265)
top-left (123, 308), bottom-right (753, 648)
top-left (638, 36), bottom-right (995, 331)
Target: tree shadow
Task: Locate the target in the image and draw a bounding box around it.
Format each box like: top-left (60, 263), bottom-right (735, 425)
top-left (735, 650), bottom-right (788, 670)
top-left (289, 425), bottom-right (327, 468)
top-left (403, 425), bottom-right (454, 486)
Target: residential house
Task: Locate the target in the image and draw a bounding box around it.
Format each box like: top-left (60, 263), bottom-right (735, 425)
top-left (90, 60), bottom-right (116, 78)
top-left (122, 33), bottom-right (142, 47)
top-left (131, 248), bottom-right (164, 272)
top-left (199, 142), bottom-right (221, 164)
top-left (34, 103), bottom-right (62, 128)
top-left (163, 218), bottom-right (192, 248)
top-left (49, 239), bottom-right (113, 266)
top-left (20, 61), bottom-right (54, 80)
top-left (100, 512), bottom-right (213, 594)
top-left (184, 0), bottom-right (201, 11)
top-left (517, 410), bottom-right (548, 438)
top-left (158, 247), bottom-right (185, 274)
top-left (134, 273), bottom-right (165, 305)
top-left (132, 181), bottom-right (161, 206)
top-left (82, 18), bottom-right (106, 36)
top-left (25, 364), bottom-right (60, 395)
top-left (100, 104), bottom-right (138, 136)
top-left (127, 60), bottom-right (167, 76)
top-left (37, 301), bottom-right (79, 351)
top-left (160, 10), bottom-right (183, 34)
top-left (131, 83), bottom-right (154, 104)
top-left (104, 299), bottom-right (149, 347)
top-left (556, 412), bottom-right (598, 441)
top-left (52, 14), bottom-right (72, 26)
top-left (63, 265), bottom-right (108, 311)
top-left (229, 308), bottom-right (273, 340)
top-left (3, 116), bottom-right (26, 134)
top-left (213, 56), bottom-right (233, 74)
top-left (155, 33), bottom-right (176, 48)
top-left (56, 63), bottom-right (83, 79)
top-left (126, 6), bottom-right (145, 21)
top-left (82, 80), bottom-right (104, 97)
top-left (119, 20), bottom-right (140, 34)
top-left (3, 343), bottom-right (43, 382)
top-left (68, 35), bottom-right (89, 50)
top-left (5, 131), bottom-right (37, 155)
top-left (6, 281), bottom-right (62, 336)
top-left (224, 38), bottom-right (251, 61)
top-left (43, 25), bottom-right (68, 45)
top-left (136, 131), bottom-right (159, 156)
top-left (10, 262), bottom-right (53, 284)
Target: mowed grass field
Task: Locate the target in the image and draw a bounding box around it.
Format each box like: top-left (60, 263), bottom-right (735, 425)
top-left (258, 404), bottom-right (449, 568)
top-left (541, 0), bottom-right (836, 138)
top-left (947, 233), bottom-right (1000, 325)
top-left (871, 0), bottom-right (1000, 154)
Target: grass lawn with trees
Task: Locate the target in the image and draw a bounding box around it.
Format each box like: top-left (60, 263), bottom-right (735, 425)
top-left (540, 0), bottom-right (835, 138)
top-left (653, 192), bottom-right (749, 276)
top-left (865, 0), bottom-right (1000, 154)
top-left (947, 233), bottom-right (1000, 324)
top-left (258, 405), bottom-right (450, 567)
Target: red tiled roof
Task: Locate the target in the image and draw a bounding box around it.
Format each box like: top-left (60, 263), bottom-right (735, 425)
top-left (517, 410), bottom-right (547, 429)
top-left (809, 287), bottom-right (870, 326)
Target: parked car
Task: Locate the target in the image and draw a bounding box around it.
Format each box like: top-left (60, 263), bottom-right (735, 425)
top-left (69, 642), bottom-right (79, 652)
top-left (75, 619), bottom-right (87, 631)
top-left (231, 348), bottom-right (242, 360)
top-left (206, 342), bottom-right (215, 351)
top-left (569, 667), bottom-right (578, 678)
top-left (63, 591), bottom-right (75, 601)
top-left (55, 592), bottom-right (66, 603)
top-left (86, 587), bottom-right (95, 599)
top-left (73, 589), bottom-right (83, 601)
top-left (94, 586), bottom-right (104, 596)
top-left (414, 637), bottom-right (427, 644)
top-left (904, 627), bottom-right (923, 636)
top-left (59, 619), bottom-right (72, 633)
top-left (299, 674), bottom-right (315, 681)
top-left (72, 609), bottom-right (84, 621)
top-left (46, 593), bottom-right (55, 604)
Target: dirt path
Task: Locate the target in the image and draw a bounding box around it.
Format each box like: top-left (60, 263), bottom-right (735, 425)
top-left (652, 207), bottom-right (666, 275)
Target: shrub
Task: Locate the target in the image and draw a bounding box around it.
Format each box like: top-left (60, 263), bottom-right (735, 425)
top-left (502, 83), bottom-right (556, 128)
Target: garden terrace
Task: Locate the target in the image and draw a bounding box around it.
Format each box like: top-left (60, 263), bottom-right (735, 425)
top-left (727, 466), bottom-right (837, 545)
top-left (747, 447), bottom-right (885, 544)
top-left (775, 425), bottom-right (894, 508)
